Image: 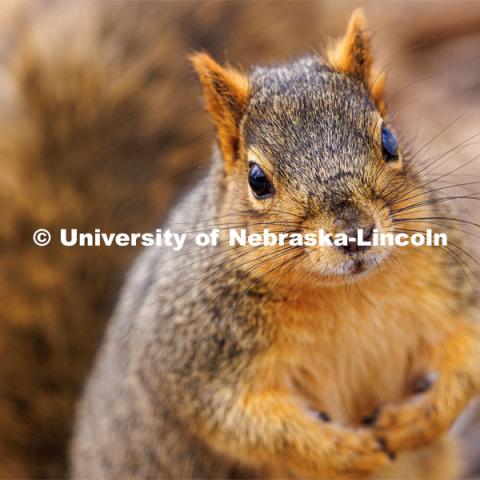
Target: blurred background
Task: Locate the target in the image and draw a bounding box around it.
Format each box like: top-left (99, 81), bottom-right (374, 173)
top-left (0, 1), bottom-right (479, 478)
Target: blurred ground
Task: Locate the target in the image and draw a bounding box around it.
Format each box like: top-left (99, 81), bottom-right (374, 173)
top-left (0, 1), bottom-right (479, 477)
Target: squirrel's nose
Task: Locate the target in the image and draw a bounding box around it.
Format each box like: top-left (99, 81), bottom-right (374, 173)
top-left (333, 204), bottom-right (375, 254)
top-left (338, 224), bottom-right (374, 254)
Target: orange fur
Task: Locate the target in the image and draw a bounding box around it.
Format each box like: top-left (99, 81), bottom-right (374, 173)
top-left (327, 9), bottom-right (372, 80)
top-left (237, 244), bottom-right (473, 478)
top-left (328, 9), bottom-right (385, 111)
top-left (190, 52), bottom-right (249, 172)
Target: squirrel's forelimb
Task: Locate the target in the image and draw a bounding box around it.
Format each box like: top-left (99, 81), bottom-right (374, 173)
top-left (374, 320), bottom-right (480, 452)
top-left (197, 390), bottom-right (391, 478)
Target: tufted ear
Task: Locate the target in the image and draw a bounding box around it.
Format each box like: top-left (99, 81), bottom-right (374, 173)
top-left (191, 52), bottom-right (249, 171)
top-left (327, 9), bottom-right (385, 110)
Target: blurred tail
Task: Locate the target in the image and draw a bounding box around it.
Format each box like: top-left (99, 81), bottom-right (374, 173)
top-left (0, 3), bottom-right (210, 477)
top-left (0, 1), bottom-right (322, 477)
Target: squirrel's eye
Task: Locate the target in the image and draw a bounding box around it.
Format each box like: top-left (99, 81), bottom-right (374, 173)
top-left (381, 124), bottom-right (399, 162)
top-left (248, 163), bottom-right (274, 199)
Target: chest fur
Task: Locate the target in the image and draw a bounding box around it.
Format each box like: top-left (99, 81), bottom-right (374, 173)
top-left (256, 281), bottom-right (455, 424)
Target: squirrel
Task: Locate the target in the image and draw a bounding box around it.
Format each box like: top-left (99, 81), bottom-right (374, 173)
top-left (0, 1), bottom-right (325, 477)
top-left (70, 9), bottom-right (480, 479)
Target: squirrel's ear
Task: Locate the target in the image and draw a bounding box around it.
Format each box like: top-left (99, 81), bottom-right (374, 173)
top-left (191, 52), bottom-right (249, 171)
top-left (327, 9), bottom-right (385, 110)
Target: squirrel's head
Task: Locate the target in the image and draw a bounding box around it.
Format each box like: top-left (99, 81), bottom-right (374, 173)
top-left (192, 10), bottom-right (427, 285)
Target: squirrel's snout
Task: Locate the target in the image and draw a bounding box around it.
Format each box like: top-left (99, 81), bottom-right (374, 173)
top-left (337, 224), bottom-right (375, 254)
top-left (333, 204), bottom-right (376, 254)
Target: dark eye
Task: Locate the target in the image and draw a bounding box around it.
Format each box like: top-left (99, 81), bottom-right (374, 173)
top-left (248, 162), bottom-right (274, 199)
top-left (381, 124), bottom-right (399, 162)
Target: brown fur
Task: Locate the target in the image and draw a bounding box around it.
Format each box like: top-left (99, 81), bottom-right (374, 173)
top-left (0, 1), bottom-right (326, 477)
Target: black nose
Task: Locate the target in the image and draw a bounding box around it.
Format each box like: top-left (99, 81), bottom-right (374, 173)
top-left (338, 224), bottom-right (374, 253)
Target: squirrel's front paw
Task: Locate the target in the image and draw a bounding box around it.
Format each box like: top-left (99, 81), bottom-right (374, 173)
top-left (373, 370), bottom-right (473, 452)
top-left (321, 427), bottom-right (392, 478)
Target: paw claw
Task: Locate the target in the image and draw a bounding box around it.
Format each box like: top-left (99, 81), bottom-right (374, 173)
top-left (362, 407), bottom-right (380, 426)
top-left (411, 371), bottom-right (438, 394)
top-left (317, 410), bottom-right (331, 422)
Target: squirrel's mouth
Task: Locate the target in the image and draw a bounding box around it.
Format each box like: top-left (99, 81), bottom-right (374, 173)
top-left (350, 259), bottom-right (368, 275)
top-left (310, 247), bottom-right (392, 282)
top-left (338, 248), bottom-right (392, 278)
